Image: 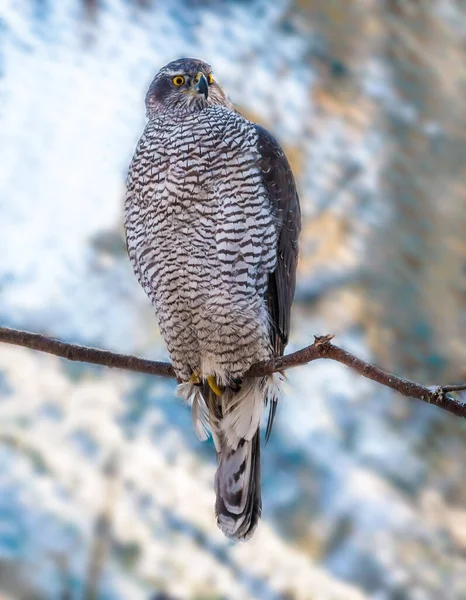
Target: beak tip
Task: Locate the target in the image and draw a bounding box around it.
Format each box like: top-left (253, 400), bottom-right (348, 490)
top-left (195, 73), bottom-right (209, 99)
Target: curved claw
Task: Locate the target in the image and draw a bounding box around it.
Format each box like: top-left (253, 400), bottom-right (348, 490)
top-left (228, 377), bottom-right (242, 392)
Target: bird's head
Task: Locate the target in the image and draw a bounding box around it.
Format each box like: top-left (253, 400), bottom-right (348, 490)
top-left (145, 58), bottom-right (232, 118)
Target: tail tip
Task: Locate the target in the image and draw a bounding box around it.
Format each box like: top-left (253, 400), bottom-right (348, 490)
top-left (216, 505), bottom-right (261, 542)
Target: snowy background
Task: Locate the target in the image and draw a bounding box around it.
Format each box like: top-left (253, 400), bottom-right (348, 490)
top-left (1, 0), bottom-right (466, 598)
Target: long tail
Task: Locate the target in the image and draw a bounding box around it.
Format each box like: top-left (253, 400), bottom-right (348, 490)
top-left (179, 376), bottom-right (280, 541)
top-left (214, 429), bottom-right (261, 541)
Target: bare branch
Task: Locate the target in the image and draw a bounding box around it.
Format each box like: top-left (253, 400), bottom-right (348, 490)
top-left (1, 327), bottom-right (465, 419)
top-left (0, 326), bottom-right (176, 378)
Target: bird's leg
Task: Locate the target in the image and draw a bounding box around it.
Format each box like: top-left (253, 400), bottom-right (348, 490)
top-left (207, 375), bottom-right (224, 397)
top-left (190, 372), bottom-right (201, 386)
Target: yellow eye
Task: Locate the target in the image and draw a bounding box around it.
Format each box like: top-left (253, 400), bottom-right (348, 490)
top-left (207, 73), bottom-right (214, 85)
top-left (172, 75), bottom-right (185, 86)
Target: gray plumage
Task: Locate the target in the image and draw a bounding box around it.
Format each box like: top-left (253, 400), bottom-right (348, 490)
top-left (125, 58), bottom-right (300, 540)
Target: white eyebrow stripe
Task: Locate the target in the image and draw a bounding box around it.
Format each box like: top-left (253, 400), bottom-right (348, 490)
top-left (163, 70), bottom-right (187, 76)
top-left (161, 69), bottom-right (211, 77)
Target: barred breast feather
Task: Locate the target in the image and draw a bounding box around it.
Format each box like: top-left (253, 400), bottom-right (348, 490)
top-left (126, 106), bottom-right (277, 383)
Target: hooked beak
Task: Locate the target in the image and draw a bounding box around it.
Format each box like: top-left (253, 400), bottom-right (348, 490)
top-left (194, 72), bottom-right (208, 99)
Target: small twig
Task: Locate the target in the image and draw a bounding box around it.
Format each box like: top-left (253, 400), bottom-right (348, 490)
top-left (441, 384), bottom-right (466, 393)
top-left (1, 327), bottom-right (465, 419)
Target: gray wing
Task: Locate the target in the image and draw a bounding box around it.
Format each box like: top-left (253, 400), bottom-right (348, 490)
top-left (255, 125), bottom-right (301, 440)
top-left (255, 124), bottom-right (301, 357)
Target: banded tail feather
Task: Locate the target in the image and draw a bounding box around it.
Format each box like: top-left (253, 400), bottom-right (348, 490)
top-left (215, 429), bottom-right (261, 541)
top-left (179, 377), bottom-right (278, 540)
top-left (206, 379), bottom-right (263, 541)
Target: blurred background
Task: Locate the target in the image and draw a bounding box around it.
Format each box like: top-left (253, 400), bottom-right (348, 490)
top-left (1, 0), bottom-right (466, 598)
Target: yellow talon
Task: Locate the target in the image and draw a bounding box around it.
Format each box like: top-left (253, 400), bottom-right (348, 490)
top-left (207, 375), bottom-right (224, 397)
top-left (190, 373), bottom-right (200, 385)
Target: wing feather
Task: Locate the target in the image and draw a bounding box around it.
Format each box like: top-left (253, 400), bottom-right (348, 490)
top-left (255, 124), bottom-right (301, 356)
top-left (254, 124), bottom-right (301, 438)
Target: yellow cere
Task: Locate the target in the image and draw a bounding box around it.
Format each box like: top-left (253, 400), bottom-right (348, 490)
top-left (207, 73), bottom-right (213, 84)
top-left (172, 75), bottom-right (185, 86)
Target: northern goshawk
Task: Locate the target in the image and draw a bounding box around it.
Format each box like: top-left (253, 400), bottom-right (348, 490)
top-left (125, 58), bottom-right (300, 541)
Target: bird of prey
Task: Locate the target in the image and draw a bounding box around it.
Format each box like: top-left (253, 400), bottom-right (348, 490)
top-left (125, 58), bottom-right (300, 541)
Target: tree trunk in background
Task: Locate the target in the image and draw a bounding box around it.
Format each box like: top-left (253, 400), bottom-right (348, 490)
top-left (365, 0), bottom-right (466, 382)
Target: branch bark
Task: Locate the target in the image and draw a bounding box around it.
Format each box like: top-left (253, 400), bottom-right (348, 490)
top-left (1, 327), bottom-right (465, 418)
